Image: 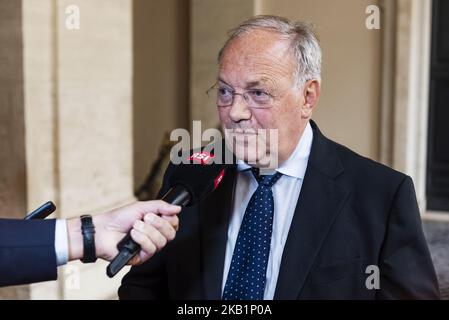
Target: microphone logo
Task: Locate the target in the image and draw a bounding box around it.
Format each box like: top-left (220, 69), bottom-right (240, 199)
top-left (189, 152), bottom-right (214, 164)
top-left (214, 169), bottom-right (225, 189)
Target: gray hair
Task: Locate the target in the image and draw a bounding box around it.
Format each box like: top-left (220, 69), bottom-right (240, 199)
top-left (218, 15), bottom-right (322, 87)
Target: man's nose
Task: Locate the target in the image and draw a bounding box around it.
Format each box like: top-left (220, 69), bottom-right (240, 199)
top-left (229, 95), bottom-right (252, 122)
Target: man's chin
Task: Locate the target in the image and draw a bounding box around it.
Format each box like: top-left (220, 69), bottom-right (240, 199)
top-left (233, 146), bottom-right (277, 168)
top-left (223, 133), bottom-right (279, 168)
top-left (235, 150), bottom-right (259, 165)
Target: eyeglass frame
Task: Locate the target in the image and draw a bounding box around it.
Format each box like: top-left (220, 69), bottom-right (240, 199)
top-left (206, 82), bottom-right (276, 109)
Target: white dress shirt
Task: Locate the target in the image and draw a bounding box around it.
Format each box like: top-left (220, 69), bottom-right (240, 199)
top-left (55, 219), bottom-right (69, 266)
top-left (221, 122), bottom-right (313, 299)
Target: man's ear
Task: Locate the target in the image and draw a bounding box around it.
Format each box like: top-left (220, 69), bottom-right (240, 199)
top-left (301, 79), bottom-right (321, 118)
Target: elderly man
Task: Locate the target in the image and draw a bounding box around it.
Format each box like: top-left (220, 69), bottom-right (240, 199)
top-left (119, 15), bottom-right (439, 299)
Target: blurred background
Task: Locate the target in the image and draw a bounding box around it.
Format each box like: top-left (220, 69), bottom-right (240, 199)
top-left (0, 0), bottom-right (448, 299)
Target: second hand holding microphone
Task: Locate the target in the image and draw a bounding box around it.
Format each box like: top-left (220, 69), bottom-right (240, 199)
top-left (107, 151), bottom-right (228, 277)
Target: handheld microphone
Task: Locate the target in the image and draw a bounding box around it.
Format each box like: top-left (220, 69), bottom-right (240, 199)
top-left (106, 152), bottom-right (228, 277)
top-left (24, 201), bottom-right (56, 220)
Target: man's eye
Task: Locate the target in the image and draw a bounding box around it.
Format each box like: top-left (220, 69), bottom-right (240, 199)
top-left (249, 90), bottom-right (269, 99)
top-left (218, 88), bottom-right (232, 96)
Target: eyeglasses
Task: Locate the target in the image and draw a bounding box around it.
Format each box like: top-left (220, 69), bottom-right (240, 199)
top-left (206, 83), bottom-right (274, 109)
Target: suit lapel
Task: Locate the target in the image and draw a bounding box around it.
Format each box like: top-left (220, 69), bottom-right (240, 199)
top-left (200, 165), bottom-right (237, 299)
top-left (274, 121), bottom-right (350, 299)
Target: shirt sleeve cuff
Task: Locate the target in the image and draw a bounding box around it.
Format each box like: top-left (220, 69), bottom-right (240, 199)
top-left (55, 219), bottom-right (69, 266)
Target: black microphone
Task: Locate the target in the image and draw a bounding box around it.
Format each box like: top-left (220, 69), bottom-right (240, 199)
top-left (106, 152), bottom-right (228, 277)
top-left (24, 201), bottom-right (56, 220)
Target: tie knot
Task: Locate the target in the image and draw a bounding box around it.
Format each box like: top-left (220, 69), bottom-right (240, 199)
top-left (251, 167), bottom-right (282, 187)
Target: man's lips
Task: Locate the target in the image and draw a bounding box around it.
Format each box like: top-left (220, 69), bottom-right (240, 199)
top-left (226, 128), bottom-right (258, 135)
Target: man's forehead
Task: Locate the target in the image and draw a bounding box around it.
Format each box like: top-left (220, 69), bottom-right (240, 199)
top-left (218, 30), bottom-right (295, 81)
top-left (218, 52), bottom-right (294, 86)
top-left (221, 33), bottom-right (292, 62)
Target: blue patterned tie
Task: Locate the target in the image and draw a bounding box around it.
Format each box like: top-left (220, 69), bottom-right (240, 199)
top-left (222, 167), bottom-right (282, 300)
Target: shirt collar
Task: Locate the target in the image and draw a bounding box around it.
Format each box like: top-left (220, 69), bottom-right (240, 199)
top-left (236, 121), bottom-right (313, 179)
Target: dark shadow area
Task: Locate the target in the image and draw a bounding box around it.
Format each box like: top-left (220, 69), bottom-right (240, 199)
top-left (132, 0), bottom-right (190, 196)
top-left (427, 0), bottom-right (449, 212)
top-left (423, 220), bottom-right (449, 299)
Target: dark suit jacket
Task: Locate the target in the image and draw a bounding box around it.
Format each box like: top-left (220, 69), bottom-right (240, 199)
top-left (0, 219), bottom-right (57, 287)
top-left (119, 121), bottom-right (440, 299)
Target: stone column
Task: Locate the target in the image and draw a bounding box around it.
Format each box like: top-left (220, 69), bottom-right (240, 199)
top-left (392, 0), bottom-right (432, 212)
top-left (56, 0), bottom-right (134, 299)
top-left (22, 0), bottom-right (134, 299)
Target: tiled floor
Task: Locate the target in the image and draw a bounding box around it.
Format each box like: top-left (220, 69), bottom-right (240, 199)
top-left (423, 220), bottom-right (449, 299)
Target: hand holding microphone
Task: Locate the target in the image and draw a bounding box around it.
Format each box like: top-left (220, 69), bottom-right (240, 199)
top-left (107, 152), bottom-right (229, 277)
top-left (63, 200), bottom-right (181, 264)
top-left (85, 201), bottom-right (181, 265)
